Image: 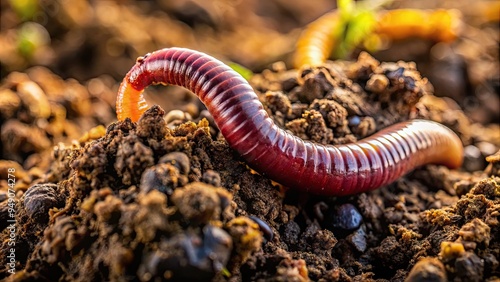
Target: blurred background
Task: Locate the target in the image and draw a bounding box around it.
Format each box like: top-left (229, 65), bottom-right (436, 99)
top-left (1, 0), bottom-right (340, 80)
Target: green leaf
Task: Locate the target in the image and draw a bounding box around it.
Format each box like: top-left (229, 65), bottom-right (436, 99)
top-left (333, 0), bottom-right (394, 58)
top-left (220, 267), bottom-right (231, 277)
top-left (228, 62), bottom-right (253, 81)
top-left (9, 0), bottom-right (38, 20)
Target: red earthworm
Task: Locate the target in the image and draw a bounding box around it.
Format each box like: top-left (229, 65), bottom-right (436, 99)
top-left (294, 9), bottom-right (462, 68)
top-left (116, 47), bottom-right (463, 196)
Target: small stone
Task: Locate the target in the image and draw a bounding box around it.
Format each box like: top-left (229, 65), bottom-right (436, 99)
top-left (328, 203), bottom-right (363, 231)
top-left (271, 61), bottom-right (286, 72)
top-left (347, 225), bottom-right (367, 252)
top-left (281, 76), bottom-right (298, 92)
top-left (164, 109), bottom-right (191, 124)
top-left (455, 252), bottom-right (484, 282)
top-left (463, 145), bottom-right (485, 171)
top-left (454, 179), bottom-right (476, 196)
top-left (477, 142), bottom-right (497, 157)
top-left (348, 116), bottom-right (361, 127)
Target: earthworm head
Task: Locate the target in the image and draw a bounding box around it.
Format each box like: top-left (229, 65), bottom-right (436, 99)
top-left (116, 56), bottom-right (152, 121)
top-left (117, 81), bottom-right (147, 121)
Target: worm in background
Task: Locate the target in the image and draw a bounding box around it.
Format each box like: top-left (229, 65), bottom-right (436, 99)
top-left (116, 47), bottom-right (463, 196)
top-left (294, 9), bottom-right (462, 68)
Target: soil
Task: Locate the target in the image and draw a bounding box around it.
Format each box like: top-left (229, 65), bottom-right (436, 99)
top-left (0, 0), bottom-right (499, 281)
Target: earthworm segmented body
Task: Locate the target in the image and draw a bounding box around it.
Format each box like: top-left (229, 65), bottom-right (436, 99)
top-left (295, 9), bottom-right (462, 68)
top-left (117, 48), bottom-right (463, 196)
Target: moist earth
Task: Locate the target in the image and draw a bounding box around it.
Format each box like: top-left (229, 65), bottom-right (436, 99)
top-left (0, 52), bottom-right (498, 281)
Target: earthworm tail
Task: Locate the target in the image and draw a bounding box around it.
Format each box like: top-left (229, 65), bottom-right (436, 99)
top-left (294, 11), bottom-right (340, 70)
top-left (116, 48), bottom-right (463, 196)
top-left (294, 9), bottom-right (462, 68)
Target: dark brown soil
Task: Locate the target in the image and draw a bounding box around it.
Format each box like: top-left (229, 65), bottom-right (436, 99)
top-left (0, 0), bottom-right (499, 281)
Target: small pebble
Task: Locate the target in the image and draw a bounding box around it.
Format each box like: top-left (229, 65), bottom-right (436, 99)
top-left (477, 142), bottom-right (497, 156)
top-left (455, 252), bottom-right (484, 282)
top-left (348, 116), bottom-right (361, 127)
top-left (464, 145), bottom-right (481, 158)
top-left (164, 110), bottom-right (189, 124)
top-left (281, 76), bottom-right (299, 92)
top-left (483, 253), bottom-right (499, 277)
top-left (454, 179), bottom-right (475, 196)
top-left (463, 145), bottom-right (485, 171)
top-left (347, 225), bottom-right (367, 252)
top-left (328, 203), bottom-right (363, 231)
top-left (366, 74), bottom-right (389, 93)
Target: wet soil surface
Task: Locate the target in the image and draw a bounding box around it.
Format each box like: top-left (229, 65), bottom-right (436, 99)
top-left (0, 51), bottom-right (499, 281)
top-left (1, 0), bottom-right (499, 281)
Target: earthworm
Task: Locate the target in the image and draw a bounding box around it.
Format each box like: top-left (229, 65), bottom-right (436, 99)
top-left (295, 9), bottom-right (462, 68)
top-left (116, 47), bottom-right (463, 196)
